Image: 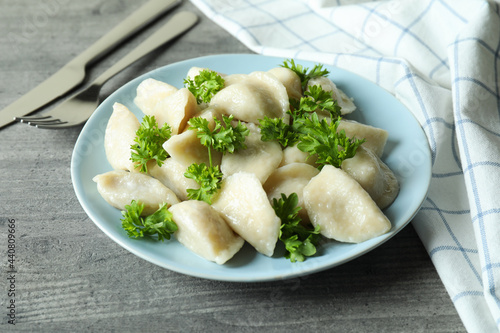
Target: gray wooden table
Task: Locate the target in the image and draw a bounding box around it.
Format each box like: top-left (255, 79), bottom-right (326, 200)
top-left (0, 1), bottom-right (466, 332)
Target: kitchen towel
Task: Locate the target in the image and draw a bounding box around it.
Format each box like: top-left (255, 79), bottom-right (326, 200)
top-left (190, 0), bottom-right (500, 332)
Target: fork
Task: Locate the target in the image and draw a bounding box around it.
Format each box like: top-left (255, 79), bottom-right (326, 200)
top-left (16, 11), bottom-right (197, 129)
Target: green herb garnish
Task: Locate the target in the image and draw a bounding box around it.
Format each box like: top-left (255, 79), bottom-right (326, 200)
top-left (185, 115), bottom-right (250, 204)
top-left (121, 200), bottom-right (177, 241)
top-left (130, 115), bottom-right (171, 173)
top-left (184, 69), bottom-right (225, 104)
top-left (273, 193), bottom-right (321, 262)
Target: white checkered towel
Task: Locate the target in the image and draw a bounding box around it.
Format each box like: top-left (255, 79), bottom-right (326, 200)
top-left (190, 0), bottom-right (500, 331)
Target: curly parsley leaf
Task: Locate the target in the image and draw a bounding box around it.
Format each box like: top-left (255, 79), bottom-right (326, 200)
top-left (184, 163), bottom-right (223, 204)
top-left (188, 115), bottom-right (250, 154)
top-left (273, 193), bottom-right (321, 262)
top-left (281, 58), bottom-right (330, 91)
top-left (130, 115), bottom-right (171, 173)
top-left (295, 113), bottom-right (365, 169)
top-left (121, 200), bottom-right (177, 241)
top-left (185, 114), bottom-right (249, 203)
top-left (290, 85), bottom-right (342, 120)
top-left (184, 69), bottom-right (225, 104)
top-left (259, 116), bottom-right (300, 148)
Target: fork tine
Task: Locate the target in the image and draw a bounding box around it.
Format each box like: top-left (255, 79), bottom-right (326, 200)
top-left (28, 119), bottom-right (68, 127)
top-left (35, 122), bottom-right (79, 129)
top-left (15, 114), bottom-right (53, 123)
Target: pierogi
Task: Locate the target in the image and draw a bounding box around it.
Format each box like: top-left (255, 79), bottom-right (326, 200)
top-left (104, 103), bottom-right (140, 172)
top-left (212, 172), bottom-right (281, 257)
top-left (169, 200), bottom-right (244, 265)
top-left (94, 61), bottom-right (400, 265)
top-left (93, 170), bottom-right (179, 216)
top-left (209, 71), bottom-right (290, 125)
top-left (303, 165), bottom-right (392, 243)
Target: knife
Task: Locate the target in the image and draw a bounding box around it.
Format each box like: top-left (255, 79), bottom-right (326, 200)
top-left (0, 0), bottom-right (181, 129)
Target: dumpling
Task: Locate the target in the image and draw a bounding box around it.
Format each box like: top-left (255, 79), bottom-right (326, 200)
top-left (307, 76), bottom-right (356, 115)
top-left (220, 122), bottom-right (282, 183)
top-left (134, 78), bottom-right (178, 115)
top-left (263, 163), bottom-right (319, 223)
top-left (93, 170), bottom-right (179, 216)
top-left (211, 172), bottom-right (281, 257)
top-left (303, 165), bottom-right (391, 243)
top-left (169, 200), bottom-right (244, 265)
top-left (341, 146), bottom-right (399, 209)
top-left (149, 157), bottom-right (199, 202)
top-left (163, 129), bottom-right (222, 168)
top-left (267, 67), bottom-right (302, 100)
top-left (221, 73), bottom-right (251, 86)
top-left (163, 107), bottom-right (223, 167)
top-left (149, 87), bottom-right (198, 134)
top-left (210, 71), bottom-right (289, 125)
top-left (104, 102), bottom-right (140, 172)
top-left (338, 120), bottom-right (389, 157)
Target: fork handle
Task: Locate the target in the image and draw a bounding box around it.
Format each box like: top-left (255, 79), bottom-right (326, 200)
top-left (92, 11), bottom-right (198, 87)
top-left (74, 0), bottom-right (181, 67)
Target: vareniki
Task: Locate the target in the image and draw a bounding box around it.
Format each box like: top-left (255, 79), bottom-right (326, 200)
top-left (93, 59), bottom-right (399, 265)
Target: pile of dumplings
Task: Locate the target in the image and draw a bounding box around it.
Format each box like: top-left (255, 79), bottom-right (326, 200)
top-left (93, 64), bottom-right (399, 265)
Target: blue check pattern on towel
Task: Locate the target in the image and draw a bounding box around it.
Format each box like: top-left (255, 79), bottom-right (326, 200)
top-left (190, 0), bottom-right (500, 331)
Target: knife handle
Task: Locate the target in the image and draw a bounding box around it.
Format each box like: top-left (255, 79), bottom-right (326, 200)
top-left (93, 11), bottom-right (198, 87)
top-left (73, 0), bottom-right (181, 67)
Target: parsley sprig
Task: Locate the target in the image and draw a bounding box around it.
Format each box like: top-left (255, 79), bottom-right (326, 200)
top-left (260, 84), bottom-right (342, 149)
top-left (290, 85), bottom-right (341, 120)
top-left (273, 193), bottom-right (321, 262)
top-left (185, 115), bottom-right (250, 204)
top-left (295, 114), bottom-right (365, 169)
top-left (259, 75), bottom-right (364, 169)
top-left (184, 69), bottom-right (225, 104)
top-left (184, 162), bottom-right (223, 205)
top-left (130, 115), bottom-right (171, 173)
top-left (188, 115), bottom-right (249, 155)
top-left (281, 58), bottom-right (330, 91)
top-left (259, 116), bottom-right (300, 147)
top-left (121, 200), bottom-right (177, 241)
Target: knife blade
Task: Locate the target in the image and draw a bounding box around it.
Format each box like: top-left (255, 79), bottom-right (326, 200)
top-left (0, 0), bottom-right (180, 129)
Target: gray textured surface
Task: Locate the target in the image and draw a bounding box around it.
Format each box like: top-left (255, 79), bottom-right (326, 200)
top-left (0, 1), bottom-right (465, 332)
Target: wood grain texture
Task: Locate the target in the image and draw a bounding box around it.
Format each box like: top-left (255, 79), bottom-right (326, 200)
top-left (0, 1), bottom-right (465, 332)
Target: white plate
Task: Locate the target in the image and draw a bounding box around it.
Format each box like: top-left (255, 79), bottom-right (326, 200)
top-left (71, 54), bottom-right (431, 282)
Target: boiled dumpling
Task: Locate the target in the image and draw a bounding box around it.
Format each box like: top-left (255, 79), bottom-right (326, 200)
top-left (149, 87), bottom-right (198, 134)
top-left (170, 200), bottom-right (244, 265)
top-left (134, 78), bottom-right (178, 115)
top-left (211, 172), bottom-right (281, 256)
top-left (338, 120), bottom-right (388, 157)
top-left (93, 170), bottom-right (179, 216)
top-left (268, 67), bottom-right (302, 100)
top-left (341, 146), bottom-right (399, 209)
top-left (149, 157), bottom-right (199, 202)
top-left (210, 71), bottom-right (289, 125)
top-left (163, 107), bottom-right (223, 167)
top-left (220, 122), bottom-right (282, 183)
top-left (163, 129), bottom-right (222, 168)
top-left (104, 103), bottom-right (140, 172)
top-left (263, 163), bottom-right (319, 223)
top-left (303, 165), bottom-right (391, 243)
top-left (222, 73), bottom-right (252, 87)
